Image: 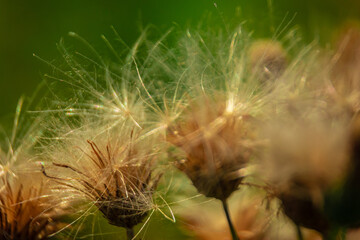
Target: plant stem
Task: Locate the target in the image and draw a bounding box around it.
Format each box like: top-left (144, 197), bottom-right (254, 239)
top-left (323, 228), bottom-right (346, 240)
top-left (126, 227), bottom-right (135, 240)
top-left (322, 228), bottom-right (345, 240)
top-left (339, 228), bottom-right (346, 240)
top-left (221, 199), bottom-right (240, 240)
top-left (322, 233), bottom-right (336, 240)
top-left (296, 225), bottom-right (304, 240)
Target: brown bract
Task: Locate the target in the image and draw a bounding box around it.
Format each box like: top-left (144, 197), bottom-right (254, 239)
top-left (0, 173), bottom-right (66, 240)
top-left (44, 132), bottom-right (161, 230)
top-left (167, 94), bottom-right (256, 200)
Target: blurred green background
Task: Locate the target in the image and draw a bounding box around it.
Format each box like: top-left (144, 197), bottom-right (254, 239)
top-left (1, 0), bottom-right (360, 239)
top-left (1, 0), bottom-right (360, 122)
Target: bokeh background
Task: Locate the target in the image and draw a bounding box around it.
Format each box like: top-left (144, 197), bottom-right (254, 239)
top-left (1, 0), bottom-right (360, 239)
top-left (1, 0), bottom-right (360, 122)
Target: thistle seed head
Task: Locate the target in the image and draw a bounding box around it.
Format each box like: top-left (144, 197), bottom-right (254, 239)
top-left (167, 94), bottom-right (257, 200)
top-left (260, 101), bottom-right (352, 233)
top-left (43, 128), bottom-right (162, 229)
top-left (85, 140), bottom-right (161, 229)
top-left (0, 171), bottom-right (66, 240)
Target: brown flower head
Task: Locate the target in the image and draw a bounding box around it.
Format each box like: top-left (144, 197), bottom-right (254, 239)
top-left (0, 171), bottom-right (66, 240)
top-left (0, 99), bottom-right (68, 239)
top-left (167, 94), bottom-right (258, 200)
top-left (43, 128), bottom-right (162, 230)
top-left (260, 101), bottom-right (352, 235)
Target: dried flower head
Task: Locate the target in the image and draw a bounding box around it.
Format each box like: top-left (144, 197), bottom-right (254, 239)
top-left (0, 99), bottom-right (68, 239)
top-left (260, 100), bottom-right (355, 235)
top-left (43, 126), bottom-right (162, 232)
top-left (0, 171), bottom-right (66, 240)
top-left (167, 93), bottom-right (258, 201)
top-left (159, 28), bottom-right (275, 205)
top-left (39, 31), bottom-right (177, 238)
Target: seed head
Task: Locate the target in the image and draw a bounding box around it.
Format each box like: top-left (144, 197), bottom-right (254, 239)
top-left (43, 128), bottom-right (161, 230)
top-left (167, 94), bottom-right (257, 200)
top-left (0, 171), bottom-right (66, 240)
top-left (260, 101), bottom-right (352, 234)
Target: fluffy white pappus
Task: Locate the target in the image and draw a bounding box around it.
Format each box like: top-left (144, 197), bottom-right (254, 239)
top-left (38, 28), bottom-right (178, 137)
top-left (151, 25), bottom-right (325, 137)
top-left (34, 24), bottom-right (344, 238)
top-left (147, 26), bottom-right (319, 202)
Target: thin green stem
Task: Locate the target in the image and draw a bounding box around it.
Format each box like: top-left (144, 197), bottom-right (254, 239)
top-left (322, 233), bottom-right (336, 240)
top-left (296, 225), bottom-right (304, 240)
top-left (322, 227), bottom-right (346, 240)
top-left (221, 199), bottom-right (240, 240)
top-left (126, 227), bottom-right (135, 240)
top-left (339, 228), bottom-right (347, 240)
